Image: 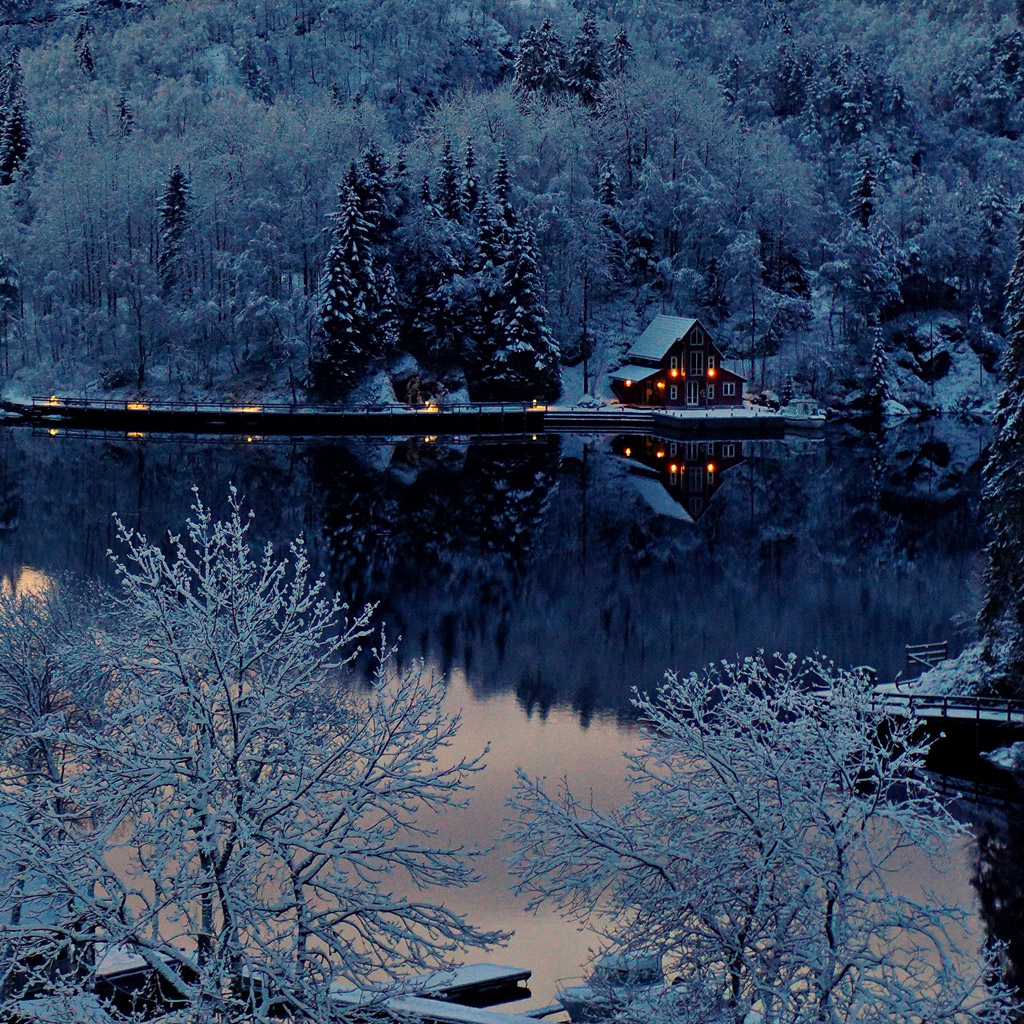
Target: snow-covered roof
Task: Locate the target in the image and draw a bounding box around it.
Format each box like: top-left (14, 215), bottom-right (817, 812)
top-left (609, 364), bottom-right (661, 383)
top-left (627, 315), bottom-right (697, 362)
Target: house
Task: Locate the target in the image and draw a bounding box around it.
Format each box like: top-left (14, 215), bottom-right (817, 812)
top-left (610, 315), bottom-right (745, 408)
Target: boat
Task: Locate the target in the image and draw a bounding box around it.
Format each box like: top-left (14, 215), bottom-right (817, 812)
top-left (780, 397), bottom-right (826, 429)
top-left (555, 953), bottom-right (663, 1023)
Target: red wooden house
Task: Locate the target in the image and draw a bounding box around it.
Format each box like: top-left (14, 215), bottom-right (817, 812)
top-left (610, 315), bottom-right (745, 408)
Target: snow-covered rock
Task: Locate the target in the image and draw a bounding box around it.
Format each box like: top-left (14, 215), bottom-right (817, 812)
top-left (882, 399), bottom-right (910, 419)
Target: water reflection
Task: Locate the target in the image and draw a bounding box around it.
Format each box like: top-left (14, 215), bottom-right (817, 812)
top-left (0, 421), bottom-right (1003, 1002)
top-left (609, 435), bottom-right (747, 522)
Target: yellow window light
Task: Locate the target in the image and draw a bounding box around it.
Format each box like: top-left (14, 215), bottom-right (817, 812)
top-left (624, 447), bottom-right (632, 457)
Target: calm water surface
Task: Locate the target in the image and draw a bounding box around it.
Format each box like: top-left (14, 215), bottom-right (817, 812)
top-left (0, 418), bottom-right (1011, 1007)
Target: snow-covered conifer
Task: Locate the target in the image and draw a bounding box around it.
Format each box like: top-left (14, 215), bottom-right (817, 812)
top-left (567, 14), bottom-right (605, 108)
top-left (981, 203), bottom-right (1024, 690)
top-left (461, 140), bottom-right (479, 214)
top-left (73, 20), bottom-right (95, 79)
top-left (611, 27), bottom-right (632, 76)
top-left (850, 152), bottom-right (876, 229)
top-left (869, 328), bottom-right (889, 412)
top-left (438, 137), bottom-right (463, 221)
top-left (157, 164), bottom-right (190, 295)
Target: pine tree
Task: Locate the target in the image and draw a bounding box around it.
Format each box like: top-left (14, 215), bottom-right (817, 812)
top-left (240, 44), bottom-right (272, 104)
top-left (980, 203), bottom-right (1024, 691)
top-left (513, 20), bottom-right (567, 98)
top-left (157, 165), bottom-right (190, 295)
top-left (611, 27), bottom-right (632, 76)
top-left (0, 49), bottom-right (28, 187)
top-left (485, 223), bottom-right (560, 401)
top-left (0, 99), bottom-right (29, 186)
top-left (868, 329), bottom-right (889, 413)
top-left (461, 140), bottom-right (479, 214)
top-left (567, 14), bottom-right (605, 107)
top-left (850, 153), bottom-right (876, 229)
top-left (513, 25), bottom-right (546, 95)
top-left (315, 184), bottom-right (378, 394)
top-left (493, 152), bottom-right (515, 227)
top-left (115, 94), bottom-right (134, 139)
top-left (598, 164), bottom-right (618, 207)
top-left (73, 20), bottom-right (95, 79)
top-left (438, 138), bottom-right (463, 221)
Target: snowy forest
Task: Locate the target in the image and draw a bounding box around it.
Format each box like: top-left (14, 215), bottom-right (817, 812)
top-left (0, 0), bottom-right (1015, 402)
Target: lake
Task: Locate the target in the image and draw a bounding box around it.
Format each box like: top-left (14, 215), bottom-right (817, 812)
top-left (0, 417), bottom-right (1013, 1008)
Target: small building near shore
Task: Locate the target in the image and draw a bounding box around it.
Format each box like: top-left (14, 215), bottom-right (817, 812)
top-left (610, 315), bottom-right (745, 409)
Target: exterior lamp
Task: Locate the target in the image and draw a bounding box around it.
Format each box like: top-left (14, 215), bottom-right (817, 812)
top-left (708, 368), bottom-right (717, 378)
top-left (657, 381), bottom-right (666, 390)
top-left (670, 369), bottom-right (679, 378)
top-left (707, 462), bottom-right (716, 473)
top-left (624, 380), bottom-right (633, 387)
top-left (624, 447), bottom-right (632, 456)
top-left (656, 450), bottom-right (665, 458)
top-left (669, 463), bottom-right (678, 473)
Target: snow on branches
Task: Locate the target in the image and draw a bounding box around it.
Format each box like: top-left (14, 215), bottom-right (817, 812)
top-left (507, 654), bottom-right (1014, 1024)
top-left (0, 488), bottom-right (503, 1022)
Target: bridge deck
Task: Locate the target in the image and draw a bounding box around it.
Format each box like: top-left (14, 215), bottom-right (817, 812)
top-left (872, 686), bottom-right (1024, 726)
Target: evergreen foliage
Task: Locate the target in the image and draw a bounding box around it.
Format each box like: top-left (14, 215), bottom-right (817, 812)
top-left (315, 183), bottom-right (377, 394)
top-left (157, 165), bottom-right (190, 295)
top-left (850, 152), bottom-right (876, 229)
top-left (438, 137), bottom-right (463, 221)
top-left (567, 14), bottom-right (605, 107)
top-left (73, 20), bottom-right (95, 79)
top-left (980, 204), bottom-right (1024, 691)
top-left (0, 49), bottom-right (28, 187)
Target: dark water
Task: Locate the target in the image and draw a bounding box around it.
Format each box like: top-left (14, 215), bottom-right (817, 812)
top-left (0, 418), bottom-right (1015, 1001)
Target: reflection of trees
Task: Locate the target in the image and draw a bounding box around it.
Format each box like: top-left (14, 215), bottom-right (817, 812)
top-left (973, 808), bottom-right (1024, 1008)
top-left (304, 438), bottom-right (559, 678)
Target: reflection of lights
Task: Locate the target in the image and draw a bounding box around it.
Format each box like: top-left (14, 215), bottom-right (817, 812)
top-left (707, 462), bottom-right (716, 473)
top-left (126, 401), bottom-right (149, 411)
top-left (126, 432), bottom-right (146, 439)
top-left (47, 428), bottom-right (59, 436)
top-left (2, 566), bottom-right (55, 599)
top-left (423, 435), bottom-right (438, 443)
top-left (624, 447), bottom-right (632, 457)
top-left (531, 434), bottom-right (538, 441)
top-left (47, 394), bottom-right (60, 405)
top-left (531, 399), bottom-right (538, 408)
top-left (246, 436), bottom-right (254, 443)
top-left (425, 401), bottom-right (439, 412)
top-left (231, 405), bottom-right (262, 414)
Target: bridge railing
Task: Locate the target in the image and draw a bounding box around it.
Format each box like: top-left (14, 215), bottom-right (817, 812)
top-left (29, 396), bottom-right (546, 416)
top-left (872, 690), bottom-right (1024, 724)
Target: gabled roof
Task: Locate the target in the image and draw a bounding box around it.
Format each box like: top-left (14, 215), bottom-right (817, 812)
top-left (628, 315), bottom-right (698, 362)
top-left (609, 363), bottom-right (661, 383)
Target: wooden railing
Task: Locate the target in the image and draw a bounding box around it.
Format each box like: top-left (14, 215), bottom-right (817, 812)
top-left (905, 641), bottom-right (948, 675)
top-left (872, 690), bottom-right (1024, 724)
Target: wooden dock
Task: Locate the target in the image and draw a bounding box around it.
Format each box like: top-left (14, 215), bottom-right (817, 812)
top-left (9, 395), bottom-right (794, 439)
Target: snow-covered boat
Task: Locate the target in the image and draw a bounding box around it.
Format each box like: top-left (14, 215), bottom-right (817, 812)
top-left (555, 953), bottom-right (663, 1023)
top-left (780, 397), bottom-right (826, 429)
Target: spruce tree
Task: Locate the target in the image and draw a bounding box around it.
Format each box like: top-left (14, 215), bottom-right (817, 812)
top-left (612, 27), bottom-right (632, 76)
top-left (157, 165), bottom-right (190, 295)
top-left (513, 25), bottom-right (546, 95)
top-left (438, 138), bottom-right (463, 221)
top-left (461, 140), bottom-right (479, 214)
top-left (484, 223), bottom-right (560, 401)
top-left (115, 94), bottom-right (134, 139)
top-left (73, 21), bottom-right (95, 79)
top-left (240, 45), bottom-right (272, 104)
top-left (315, 184), bottom-right (378, 394)
top-left (0, 49), bottom-right (28, 187)
top-left (850, 153), bottom-right (876, 229)
top-left (980, 202), bottom-right (1024, 691)
top-left (567, 14), bottom-right (605, 107)
top-left (493, 152), bottom-right (515, 228)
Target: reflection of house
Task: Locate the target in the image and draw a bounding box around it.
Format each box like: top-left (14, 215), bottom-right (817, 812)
top-left (610, 315), bottom-right (746, 408)
top-left (611, 435), bottom-right (746, 522)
